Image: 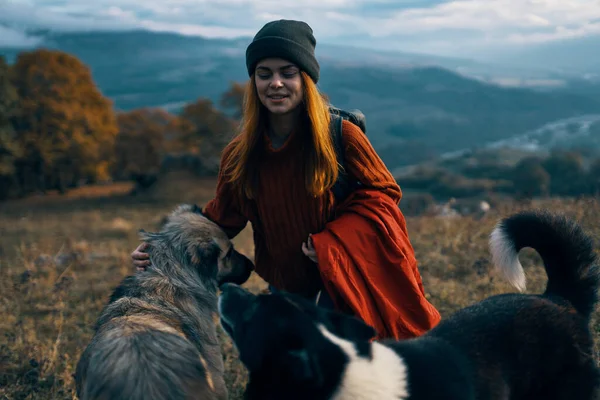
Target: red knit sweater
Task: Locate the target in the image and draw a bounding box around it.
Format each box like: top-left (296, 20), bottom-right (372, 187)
top-left (202, 120), bottom-right (401, 297)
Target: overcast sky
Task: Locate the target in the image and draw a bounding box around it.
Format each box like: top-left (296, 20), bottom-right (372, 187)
top-left (1, 0), bottom-right (599, 58)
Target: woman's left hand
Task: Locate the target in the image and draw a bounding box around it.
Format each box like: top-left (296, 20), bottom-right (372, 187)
top-left (302, 234), bottom-right (318, 264)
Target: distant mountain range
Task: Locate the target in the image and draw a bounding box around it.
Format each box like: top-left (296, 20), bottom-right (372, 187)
top-left (2, 29), bottom-right (600, 169)
top-left (490, 35), bottom-right (600, 77)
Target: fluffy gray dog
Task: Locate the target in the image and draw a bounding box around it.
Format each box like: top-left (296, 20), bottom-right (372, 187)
top-left (75, 204), bottom-right (254, 400)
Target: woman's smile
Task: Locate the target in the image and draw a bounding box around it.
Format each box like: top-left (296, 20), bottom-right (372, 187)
top-left (267, 94), bottom-right (289, 103)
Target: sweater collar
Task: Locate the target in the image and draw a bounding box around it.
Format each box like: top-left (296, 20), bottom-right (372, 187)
top-left (263, 126), bottom-right (300, 154)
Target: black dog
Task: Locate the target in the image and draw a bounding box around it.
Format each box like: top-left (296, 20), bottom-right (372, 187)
top-left (219, 210), bottom-right (600, 400)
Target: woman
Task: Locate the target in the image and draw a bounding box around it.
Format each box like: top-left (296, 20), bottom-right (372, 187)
top-left (132, 19), bottom-right (441, 340)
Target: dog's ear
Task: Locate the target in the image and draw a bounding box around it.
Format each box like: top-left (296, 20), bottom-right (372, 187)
top-left (189, 241), bottom-right (220, 277)
top-left (326, 311), bottom-right (377, 342)
top-left (203, 241), bottom-right (221, 262)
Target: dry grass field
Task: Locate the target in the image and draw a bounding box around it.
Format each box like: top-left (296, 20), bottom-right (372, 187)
top-left (1, 177), bottom-right (599, 399)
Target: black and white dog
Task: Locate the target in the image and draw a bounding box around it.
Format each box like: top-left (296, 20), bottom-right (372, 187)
top-left (218, 210), bottom-right (600, 400)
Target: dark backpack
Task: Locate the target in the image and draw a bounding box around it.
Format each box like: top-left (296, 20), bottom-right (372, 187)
top-left (328, 105), bottom-right (366, 203)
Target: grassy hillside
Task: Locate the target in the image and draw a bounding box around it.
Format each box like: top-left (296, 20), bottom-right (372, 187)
top-left (1, 177), bottom-right (599, 399)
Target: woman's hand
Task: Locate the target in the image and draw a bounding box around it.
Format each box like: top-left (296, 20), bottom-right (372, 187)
top-left (131, 242), bottom-right (150, 271)
top-left (302, 234), bottom-right (318, 264)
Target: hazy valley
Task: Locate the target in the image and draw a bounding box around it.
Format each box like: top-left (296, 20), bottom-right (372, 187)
top-left (3, 29), bottom-right (600, 169)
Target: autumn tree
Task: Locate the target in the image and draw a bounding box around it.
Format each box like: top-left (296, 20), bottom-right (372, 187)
top-left (0, 56), bottom-right (21, 199)
top-left (113, 108), bottom-right (176, 189)
top-left (179, 97), bottom-right (236, 173)
top-left (220, 81), bottom-right (246, 121)
top-left (10, 49), bottom-right (118, 194)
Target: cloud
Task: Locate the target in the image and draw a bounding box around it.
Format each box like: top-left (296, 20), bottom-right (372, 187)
top-left (0, 0), bottom-right (599, 54)
top-left (506, 21), bottom-right (600, 44)
top-left (318, 0), bottom-right (600, 56)
top-left (320, 0), bottom-right (600, 41)
top-left (0, 0), bottom-right (140, 32)
top-left (0, 25), bottom-right (43, 47)
top-left (326, 0), bottom-right (600, 51)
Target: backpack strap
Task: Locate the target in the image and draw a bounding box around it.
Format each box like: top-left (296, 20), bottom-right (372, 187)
top-left (331, 114), bottom-right (345, 168)
top-left (329, 114), bottom-right (360, 205)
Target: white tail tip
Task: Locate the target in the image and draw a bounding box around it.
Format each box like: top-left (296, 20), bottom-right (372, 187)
top-left (489, 225), bottom-right (527, 292)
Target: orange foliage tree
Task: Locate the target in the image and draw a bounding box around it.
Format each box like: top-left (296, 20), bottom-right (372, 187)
top-left (113, 108), bottom-right (183, 187)
top-left (0, 57), bottom-right (20, 175)
top-left (220, 81), bottom-right (246, 121)
top-left (178, 97), bottom-right (237, 172)
top-left (0, 56), bottom-right (22, 199)
top-left (10, 49), bottom-right (118, 193)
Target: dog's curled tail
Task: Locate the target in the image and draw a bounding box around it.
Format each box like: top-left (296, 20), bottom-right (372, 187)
top-left (489, 210), bottom-right (600, 319)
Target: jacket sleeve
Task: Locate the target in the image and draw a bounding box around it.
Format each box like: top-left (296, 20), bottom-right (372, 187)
top-left (341, 119), bottom-right (402, 204)
top-left (311, 189), bottom-right (441, 340)
top-left (202, 142), bottom-right (249, 239)
top-left (308, 122), bottom-right (440, 340)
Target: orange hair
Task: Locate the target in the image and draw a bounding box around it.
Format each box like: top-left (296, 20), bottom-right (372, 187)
top-left (223, 72), bottom-right (339, 199)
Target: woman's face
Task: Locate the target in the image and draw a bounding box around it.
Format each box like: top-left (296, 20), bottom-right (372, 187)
top-left (254, 58), bottom-right (304, 115)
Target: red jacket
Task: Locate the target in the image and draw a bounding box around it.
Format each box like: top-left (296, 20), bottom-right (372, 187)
top-left (312, 188), bottom-right (441, 340)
